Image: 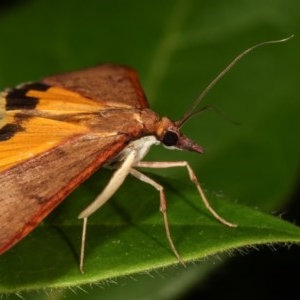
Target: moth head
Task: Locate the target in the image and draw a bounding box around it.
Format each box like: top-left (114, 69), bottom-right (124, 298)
top-left (155, 37), bottom-right (294, 154)
top-left (156, 117), bottom-right (204, 154)
top-left (157, 35), bottom-right (294, 155)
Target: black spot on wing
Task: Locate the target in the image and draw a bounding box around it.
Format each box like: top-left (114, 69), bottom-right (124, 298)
top-left (0, 113), bottom-right (32, 142)
top-left (0, 123), bottom-right (24, 141)
top-left (5, 91), bottom-right (38, 110)
top-left (5, 82), bottom-right (50, 111)
top-left (23, 82), bottom-right (50, 91)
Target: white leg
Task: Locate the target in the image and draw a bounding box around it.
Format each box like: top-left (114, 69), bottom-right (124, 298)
top-left (136, 161), bottom-right (237, 228)
top-left (79, 217), bottom-right (87, 273)
top-left (78, 150), bottom-right (137, 272)
top-left (130, 168), bottom-right (186, 267)
top-left (79, 150), bottom-right (137, 219)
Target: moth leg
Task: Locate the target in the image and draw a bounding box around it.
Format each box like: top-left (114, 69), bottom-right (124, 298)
top-left (136, 161), bottom-right (237, 228)
top-left (80, 217), bottom-right (88, 274)
top-left (129, 168), bottom-right (186, 267)
top-left (78, 150), bottom-right (137, 273)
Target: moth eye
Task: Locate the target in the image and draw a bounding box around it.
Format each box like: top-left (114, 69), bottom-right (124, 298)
top-left (162, 131), bottom-right (178, 146)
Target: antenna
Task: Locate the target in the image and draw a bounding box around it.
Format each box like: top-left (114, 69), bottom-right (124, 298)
top-left (175, 35), bottom-right (294, 128)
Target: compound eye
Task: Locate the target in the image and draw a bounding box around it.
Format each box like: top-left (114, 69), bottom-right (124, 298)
top-left (161, 131), bottom-right (178, 146)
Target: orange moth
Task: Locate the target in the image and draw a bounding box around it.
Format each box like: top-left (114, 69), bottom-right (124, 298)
top-left (0, 36), bottom-right (292, 272)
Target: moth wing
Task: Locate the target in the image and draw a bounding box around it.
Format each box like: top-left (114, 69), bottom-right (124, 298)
top-left (0, 75), bottom-right (147, 171)
top-left (0, 133), bottom-right (128, 254)
top-left (0, 63), bottom-right (149, 253)
top-left (0, 116), bottom-right (90, 172)
top-left (42, 64), bottom-right (150, 109)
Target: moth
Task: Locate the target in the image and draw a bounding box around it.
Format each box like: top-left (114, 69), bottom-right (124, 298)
top-left (0, 36), bottom-right (292, 272)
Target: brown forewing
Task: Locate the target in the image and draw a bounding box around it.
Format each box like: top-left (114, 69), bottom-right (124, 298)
top-left (0, 64), bottom-right (158, 254)
top-left (42, 64), bottom-right (149, 109)
top-left (0, 133), bottom-right (129, 254)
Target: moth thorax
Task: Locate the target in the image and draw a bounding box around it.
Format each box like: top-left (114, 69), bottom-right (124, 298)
top-left (109, 136), bottom-right (159, 167)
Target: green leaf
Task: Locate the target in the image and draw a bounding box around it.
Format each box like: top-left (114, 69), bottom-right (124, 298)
top-left (1, 173), bottom-right (300, 294)
top-left (0, 0), bottom-right (299, 298)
